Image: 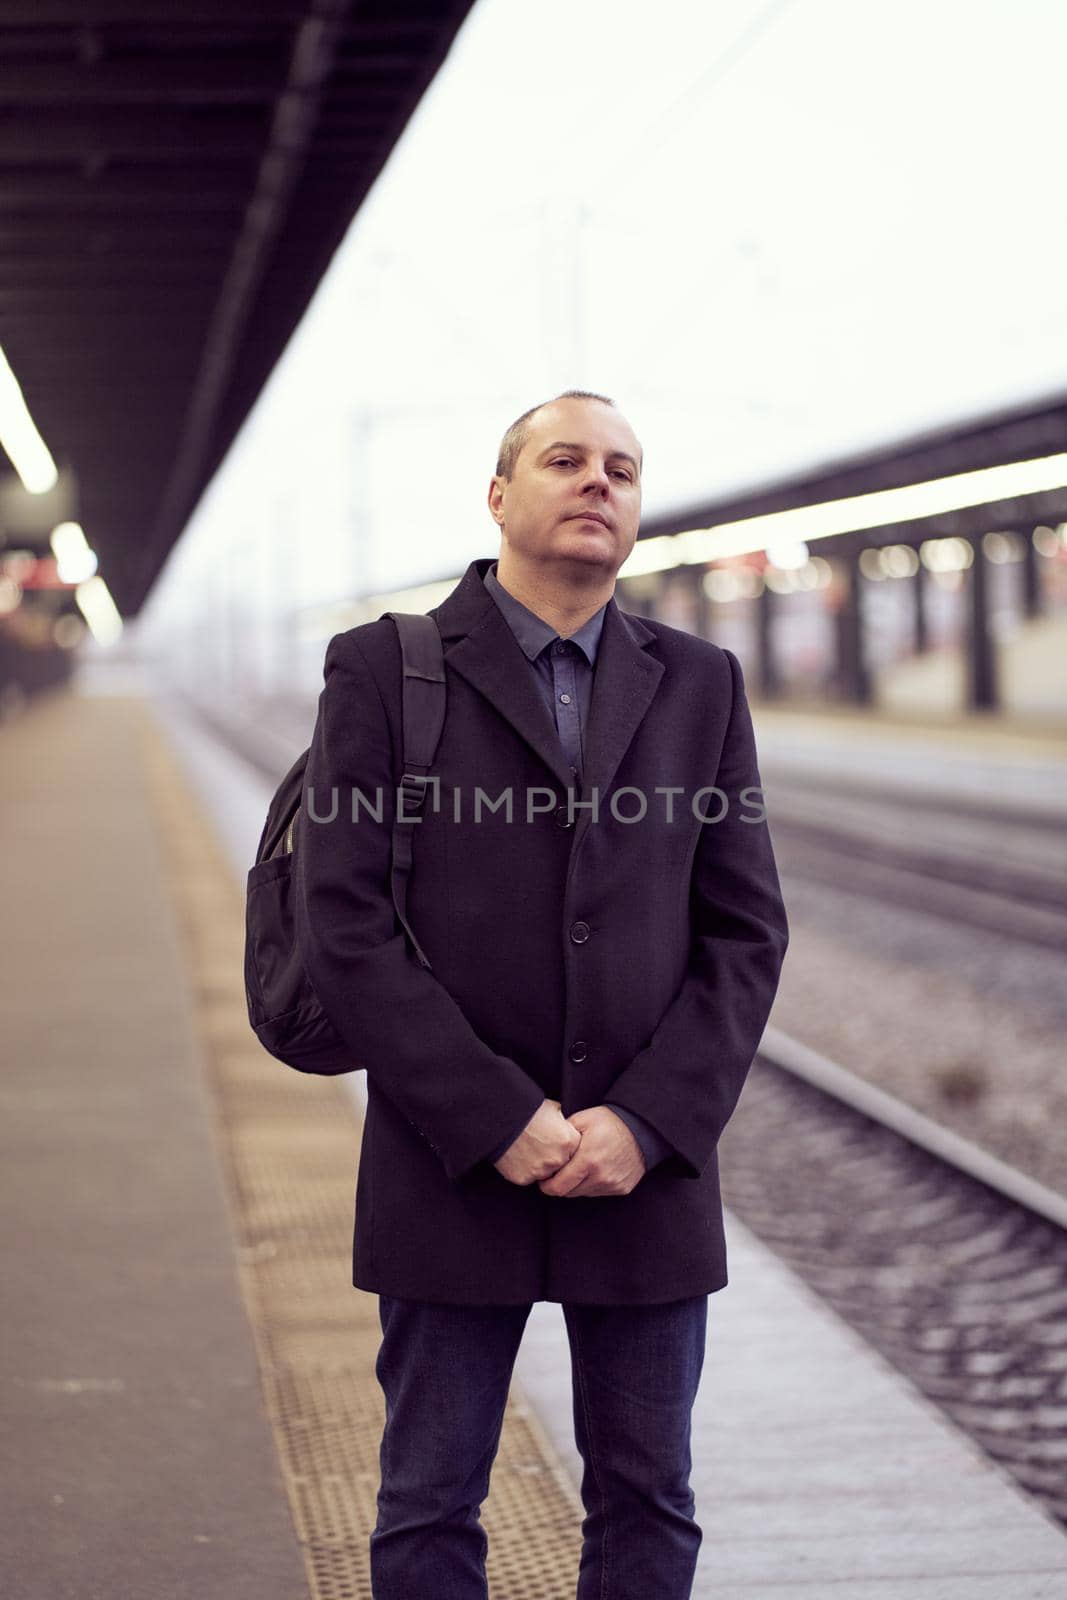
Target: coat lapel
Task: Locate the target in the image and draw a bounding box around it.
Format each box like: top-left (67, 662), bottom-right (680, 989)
top-left (581, 595), bottom-right (664, 807)
top-left (431, 558), bottom-right (664, 806)
top-left (433, 560), bottom-right (575, 791)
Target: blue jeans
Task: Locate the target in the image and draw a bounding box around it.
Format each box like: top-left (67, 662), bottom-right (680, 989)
top-left (370, 1293), bottom-right (708, 1599)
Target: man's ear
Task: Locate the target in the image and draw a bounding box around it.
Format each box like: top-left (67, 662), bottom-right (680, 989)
top-left (487, 474), bottom-right (506, 526)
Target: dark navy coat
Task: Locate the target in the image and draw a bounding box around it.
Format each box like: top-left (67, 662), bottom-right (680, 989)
top-left (294, 556), bottom-right (788, 1304)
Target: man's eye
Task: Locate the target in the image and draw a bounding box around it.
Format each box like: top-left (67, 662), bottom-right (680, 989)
top-left (551, 457), bottom-right (576, 467)
top-left (611, 469), bottom-right (633, 482)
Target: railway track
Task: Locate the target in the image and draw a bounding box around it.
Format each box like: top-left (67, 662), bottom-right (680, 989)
top-left (764, 771), bottom-right (1067, 950)
top-left (721, 1027), bottom-right (1067, 1530)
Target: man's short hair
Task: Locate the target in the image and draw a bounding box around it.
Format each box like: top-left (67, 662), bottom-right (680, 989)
top-left (494, 389), bottom-right (617, 481)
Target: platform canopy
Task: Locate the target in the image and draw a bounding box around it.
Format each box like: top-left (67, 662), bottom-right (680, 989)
top-left (0, 0), bottom-right (475, 613)
top-left (638, 388), bottom-right (1067, 553)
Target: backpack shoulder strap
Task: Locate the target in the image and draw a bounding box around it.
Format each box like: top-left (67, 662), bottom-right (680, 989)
top-left (387, 611), bottom-right (447, 773)
top-left (381, 611), bottom-right (446, 971)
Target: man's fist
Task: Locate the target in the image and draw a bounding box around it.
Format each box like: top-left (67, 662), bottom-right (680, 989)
top-left (538, 1106), bottom-right (647, 1198)
top-left (493, 1098), bottom-right (582, 1186)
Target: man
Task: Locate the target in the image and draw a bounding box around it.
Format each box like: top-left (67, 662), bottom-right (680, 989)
top-left (294, 390), bottom-right (789, 1599)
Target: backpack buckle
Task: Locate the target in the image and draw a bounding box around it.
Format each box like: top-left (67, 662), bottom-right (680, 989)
top-left (398, 771), bottom-right (432, 821)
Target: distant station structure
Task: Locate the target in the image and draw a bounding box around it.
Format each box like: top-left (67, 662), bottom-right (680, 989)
top-left (622, 391), bottom-right (1067, 716)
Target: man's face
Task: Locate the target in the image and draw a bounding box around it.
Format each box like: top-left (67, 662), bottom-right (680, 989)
top-left (488, 398), bottom-right (642, 578)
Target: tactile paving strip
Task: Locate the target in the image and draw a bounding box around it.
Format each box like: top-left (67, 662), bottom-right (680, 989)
top-left (141, 712), bottom-right (584, 1599)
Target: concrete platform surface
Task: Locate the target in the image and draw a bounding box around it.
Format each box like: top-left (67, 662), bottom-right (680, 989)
top-left (0, 690), bottom-right (308, 1600)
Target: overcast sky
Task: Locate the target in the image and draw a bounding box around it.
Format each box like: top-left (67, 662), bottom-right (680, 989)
top-left (146, 0), bottom-right (1067, 616)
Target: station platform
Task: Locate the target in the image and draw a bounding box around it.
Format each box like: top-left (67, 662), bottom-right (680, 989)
top-left (3, 683), bottom-right (1066, 1599)
top-left (750, 700), bottom-right (1067, 815)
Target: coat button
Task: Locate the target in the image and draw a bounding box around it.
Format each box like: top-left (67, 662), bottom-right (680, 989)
top-left (569, 1039), bottom-right (589, 1063)
top-left (570, 920), bottom-right (590, 944)
top-left (555, 804), bottom-right (574, 828)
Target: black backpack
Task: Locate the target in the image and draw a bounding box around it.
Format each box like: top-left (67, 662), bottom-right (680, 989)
top-left (244, 611), bottom-right (446, 1074)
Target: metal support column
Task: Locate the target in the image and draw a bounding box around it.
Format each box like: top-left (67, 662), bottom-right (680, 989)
top-left (690, 565), bottom-right (712, 640)
top-left (755, 581), bottom-right (779, 699)
top-left (835, 549), bottom-right (871, 705)
top-left (1020, 527), bottom-right (1042, 619)
top-left (967, 535), bottom-right (998, 710)
top-left (913, 562), bottom-right (928, 654)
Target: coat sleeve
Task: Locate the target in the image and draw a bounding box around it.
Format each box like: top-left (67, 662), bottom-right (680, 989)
top-left (605, 1103), bottom-right (674, 1171)
top-left (602, 647), bottom-right (789, 1179)
top-left (292, 628), bottom-right (546, 1183)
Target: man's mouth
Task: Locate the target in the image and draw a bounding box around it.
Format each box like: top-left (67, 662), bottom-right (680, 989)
top-left (567, 511), bottom-right (610, 529)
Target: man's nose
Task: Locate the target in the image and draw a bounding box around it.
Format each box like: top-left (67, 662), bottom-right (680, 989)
top-left (580, 460), bottom-right (610, 493)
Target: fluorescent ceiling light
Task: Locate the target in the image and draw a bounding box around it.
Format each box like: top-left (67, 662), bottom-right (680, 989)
top-left (75, 575), bottom-right (123, 645)
top-left (50, 521), bottom-right (98, 584)
top-left (0, 343), bottom-right (58, 494)
top-left (621, 452), bottom-right (1067, 575)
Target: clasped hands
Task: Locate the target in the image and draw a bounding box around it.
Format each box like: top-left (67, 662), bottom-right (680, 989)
top-left (492, 1099), bottom-right (646, 1198)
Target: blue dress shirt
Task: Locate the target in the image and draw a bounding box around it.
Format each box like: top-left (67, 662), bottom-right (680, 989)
top-left (479, 561), bottom-right (675, 1174)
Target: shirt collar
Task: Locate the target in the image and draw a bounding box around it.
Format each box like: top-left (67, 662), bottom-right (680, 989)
top-left (483, 560), bottom-right (607, 666)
